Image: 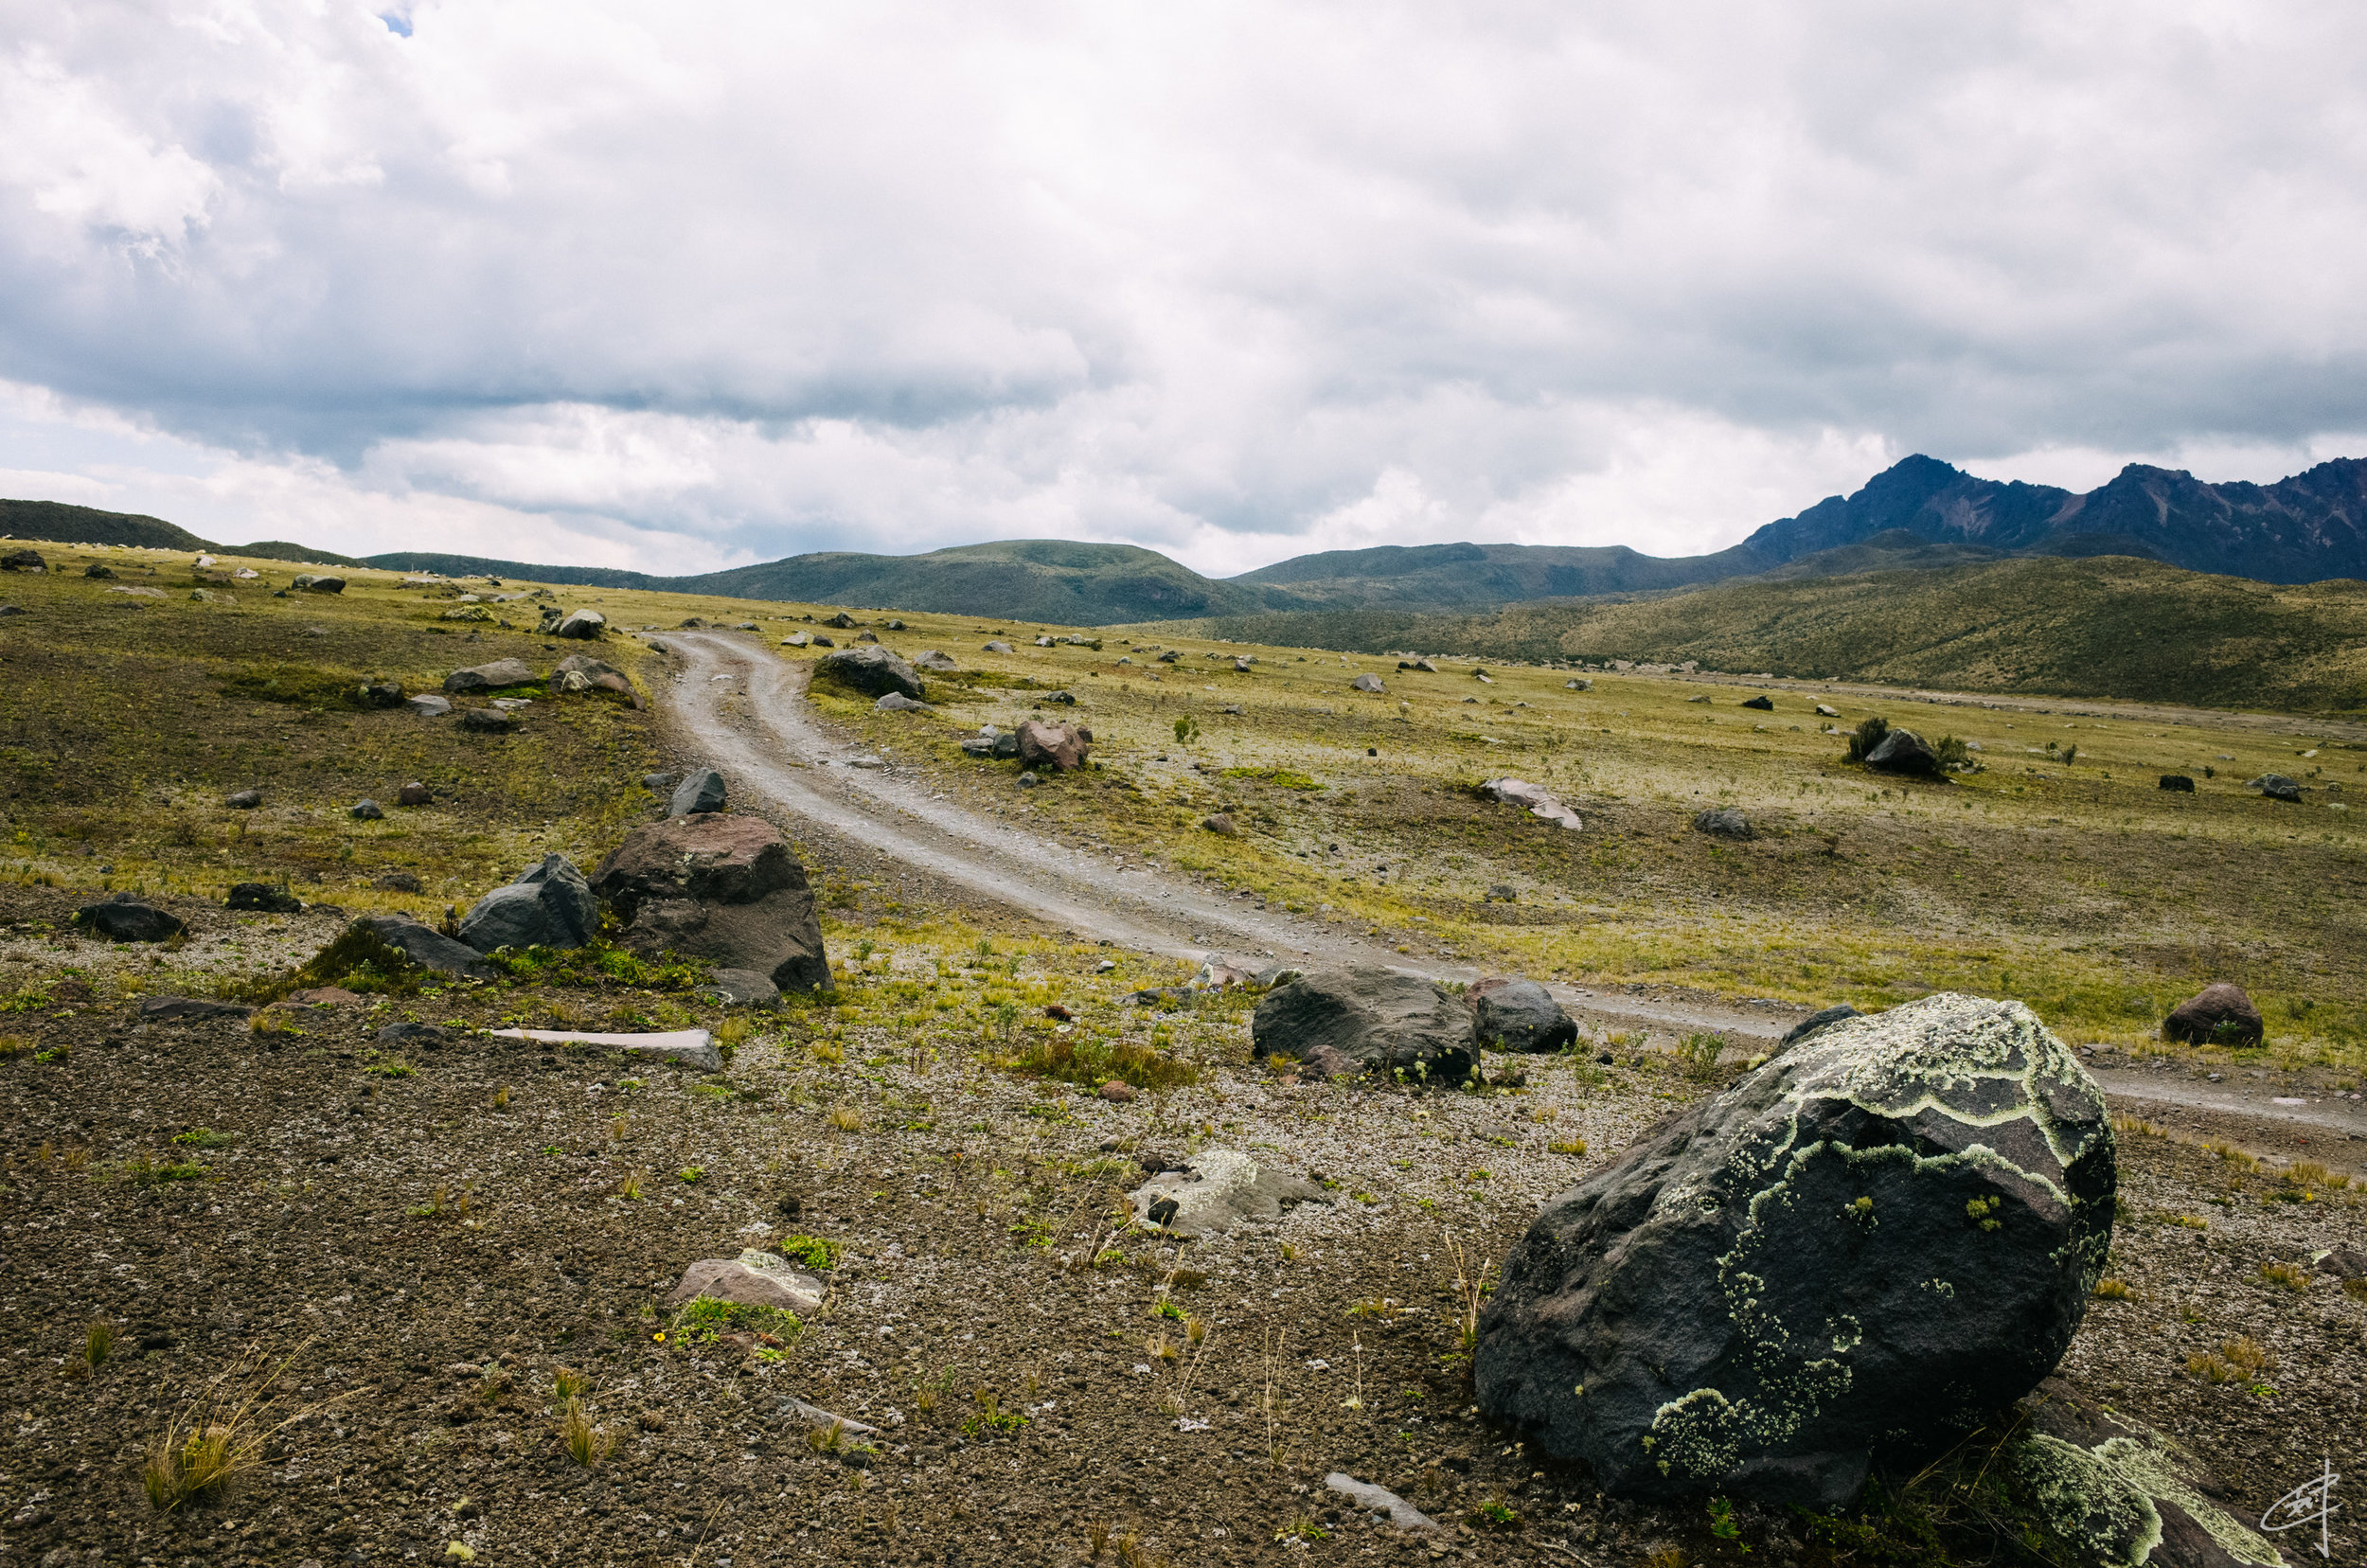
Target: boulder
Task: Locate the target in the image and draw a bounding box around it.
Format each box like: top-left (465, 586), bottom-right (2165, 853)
top-left (1324, 1474), bottom-right (1440, 1534)
top-left (823, 612), bottom-right (857, 629)
top-left (358, 680), bottom-right (405, 707)
top-left (695, 968), bottom-right (780, 1008)
top-left (1156, 649), bottom-right (1181, 662)
top-left (1126, 1149), bottom-right (1329, 1238)
top-left (2004, 1377), bottom-right (2285, 1568)
top-left (1469, 977), bottom-right (1578, 1053)
top-left (137, 995), bottom-right (254, 1023)
top-left (1475, 994), bottom-right (2115, 1507)
top-left (1251, 967), bottom-right (1480, 1083)
top-left (1040, 688), bottom-right (1077, 704)
top-left (404, 694), bottom-right (453, 718)
top-left (376, 1022), bottom-right (455, 1048)
top-left (458, 854), bottom-right (598, 953)
top-left (667, 769), bottom-right (728, 818)
top-left (1780, 1004), bottom-right (1860, 1050)
top-left (443, 659), bottom-right (537, 693)
top-left (291, 574), bottom-right (345, 594)
top-left (460, 707), bottom-right (519, 734)
top-left (72, 898), bottom-right (185, 943)
top-left (349, 799), bottom-right (384, 821)
top-left (982, 640), bottom-right (1013, 653)
top-left (2158, 775), bottom-right (2196, 793)
top-left (2250, 774), bottom-right (2304, 802)
top-left (0, 547), bottom-right (46, 571)
top-left (1351, 673), bottom-right (1385, 692)
top-left (875, 691), bottom-right (933, 712)
top-left (225, 882), bottom-right (303, 914)
top-left (814, 644), bottom-right (923, 700)
top-left (553, 609), bottom-right (605, 638)
top-left (781, 632), bottom-right (810, 648)
top-left (1481, 777), bottom-right (1582, 831)
top-left (1564, 678), bottom-right (1592, 690)
top-left (373, 871), bottom-right (423, 892)
top-left (914, 650), bottom-right (958, 671)
top-left (396, 780), bottom-right (432, 807)
top-left (1816, 704), bottom-right (1841, 717)
top-left (2161, 983), bottom-right (2263, 1046)
top-left (224, 788), bottom-right (262, 810)
top-left (553, 652), bottom-right (627, 687)
top-left (1016, 719), bottom-right (1090, 772)
top-left (1861, 727), bottom-right (1940, 775)
top-left (667, 1248), bottom-right (827, 1317)
top-left (591, 812), bottom-right (829, 992)
top-left (1741, 695), bottom-right (1774, 711)
top-left (83, 561), bottom-right (115, 579)
top-left (1200, 812), bottom-right (1239, 836)
top-left (1693, 807), bottom-right (1753, 840)
top-left (352, 915), bottom-right (500, 979)
top-left (854, 629), bottom-right (879, 644)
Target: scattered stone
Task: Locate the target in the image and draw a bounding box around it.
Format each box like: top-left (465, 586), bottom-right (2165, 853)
top-left (1200, 813), bottom-right (1239, 836)
top-left (374, 871), bottom-right (423, 892)
top-left (1473, 670), bottom-right (1494, 684)
top-left (1779, 1004), bottom-right (1860, 1050)
top-left (1324, 1473), bottom-right (1440, 1533)
top-left (1692, 807), bottom-right (1753, 840)
top-left (642, 772), bottom-right (679, 793)
top-left (404, 694), bottom-right (454, 718)
top-left (358, 680), bottom-right (405, 707)
top-left (1016, 719), bottom-right (1091, 772)
top-left (83, 561), bottom-right (116, 579)
top-left (349, 915), bottom-right (499, 978)
top-left (1476, 994), bottom-right (2114, 1507)
top-left (875, 691), bottom-right (934, 712)
top-left (1351, 673), bottom-right (1384, 693)
top-left (2158, 775), bottom-right (2196, 793)
top-left (1040, 688), bottom-right (1077, 705)
top-left (1741, 694), bottom-right (1774, 711)
top-left (824, 612), bottom-right (857, 629)
top-left (1127, 1149), bottom-right (1329, 1238)
top-left (1156, 649), bottom-right (1182, 663)
top-left (2161, 982), bottom-right (2264, 1046)
top-left (695, 968), bottom-right (780, 1008)
top-left (1563, 678), bottom-right (1591, 690)
top-left (443, 659), bottom-right (537, 693)
top-left (290, 574), bottom-right (346, 594)
top-left (224, 788), bottom-right (262, 810)
top-left (815, 644), bottom-right (924, 700)
top-left (667, 769), bottom-right (728, 817)
top-left (460, 706), bottom-right (521, 735)
top-left (1398, 658), bottom-right (1438, 673)
top-left (668, 1248), bottom-right (826, 1315)
top-left (283, 987), bottom-right (364, 1006)
top-left (137, 995), bottom-right (255, 1023)
top-left (853, 629), bottom-right (879, 644)
top-left (1016, 772), bottom-right (1041, 789)
top-left (1252, 968), bottom-right (1480, 1082)
top-left (914, 650), bottom-right (958, 671)
top-left (592, 813), bottom-right (830, 992)
top-left (982, 640), bottom-right (1013, 653)
top-left (781, 632), bottom-right (810, 648)
top-left (1862, 727), bottom-right (1940, 775)
top-left (1035, 634), bottom-right (1056, 647)
top-left (0, 548), bottom-right (47, 571)
top-left (2250, 774), bottom-right (2303, 802)
top-left (458, 853), bottom-right (599, 953)
top-left (71, 898), bottom-right (185, 943)
top-left (350, 799), bottom-right (384, 820)
top-left (489, 1025), bottom-right (721, 1071)
top-left (1815, 704), bottom-right (1841, 717)
top-left (1468, 977), bottom-right (1578, 1053)
top-left (1098, 1080), bottom-right (1137, 1103)
top-left (396, 780), bottom-right (433, 807)
top-left (225, 882), bottom-right (303, 914)
top-left (1480, 777), bottom-right (1582, 830)
top-left (1485, 882), bottom-right (1517, 902)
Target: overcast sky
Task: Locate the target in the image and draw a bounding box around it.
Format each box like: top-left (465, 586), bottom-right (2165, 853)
top-left (3, 2), bottom-right (2364, 575)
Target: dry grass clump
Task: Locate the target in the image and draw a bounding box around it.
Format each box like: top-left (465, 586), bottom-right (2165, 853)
top-left (996, 1032), bottom-right (1199, 1092)
top-left (2185, 1335), bottom-right (2276, 1384)
top-left (2091, 1277), bottom-right (2134, 1300)
top-left (143, 1341), bottom-right (345, 1511)
top-left (2257, 1260), bottom-right (2310, 1292)
top-left (555, 1398), bottom-right (615, 1466)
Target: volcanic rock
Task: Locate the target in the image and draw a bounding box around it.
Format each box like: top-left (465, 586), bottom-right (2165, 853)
top-left (591, 813), bottom-right (829, 992)
top-left (1252, 968), bottom-right (1480, 1083)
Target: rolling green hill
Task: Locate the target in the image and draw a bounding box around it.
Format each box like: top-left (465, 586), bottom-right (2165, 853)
top-left (1231, 539), bottom-right (1770, 607)
top-left (1168, 554), bottom-right (2367, 714)
top-left (1, 498), bottom-right (213, 552)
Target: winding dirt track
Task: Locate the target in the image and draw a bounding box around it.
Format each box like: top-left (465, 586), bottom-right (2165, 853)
top-left (655, 632), bottom-right (2367, 1157)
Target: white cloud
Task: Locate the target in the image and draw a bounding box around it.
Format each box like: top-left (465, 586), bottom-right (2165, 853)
top-left (3, 1), bottom-right (2366, 574)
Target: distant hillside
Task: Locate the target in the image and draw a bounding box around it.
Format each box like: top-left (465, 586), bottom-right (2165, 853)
top-left (1171, 555), bottom-right (2367, 714)
top-left (235, 540), bottom-right (368, 568)
top-left (365, 552), bottom-right (662, 589)
top-left (1232, 539), bottom-right (1771, 607)
top-left (0, 498), bottom-right (212, 552)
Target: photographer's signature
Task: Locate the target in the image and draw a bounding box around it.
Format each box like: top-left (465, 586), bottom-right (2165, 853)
top-left (2264, 1458), bottom-right (2341, 1560)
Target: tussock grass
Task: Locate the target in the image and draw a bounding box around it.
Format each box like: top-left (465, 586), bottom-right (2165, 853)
top-left (142, 1340), bottom-right (346, 1511)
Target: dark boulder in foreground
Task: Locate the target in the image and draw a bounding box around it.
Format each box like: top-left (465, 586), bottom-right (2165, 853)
top-left (1252, 967), bottom-right (1479, 1083)
top-left (2158, 774), bottom-right (2196, 793)
top-left (1861, 727), bottom-right (1939, 775)
top-left (667, 769), bottom-right (727, 818)
top-left (458, 854), bottom-right (598, 953)
top-left (1468, 977), bottom-right (1577, 1054)
top-left (814, 644), bottom-right (922, 700)
top-left (1475, 994), bottom-right (2114, 1508)
top-left (225, 882), bottom-right (303, 915)
top-left (592, 813), bottom-right (829, 993)
top-left (2161, 982), bottom-right (2263, 1046)
top-left (351, 915), bottom-right (498, 980)
top-left (72, 898), bottom-right (184, 943)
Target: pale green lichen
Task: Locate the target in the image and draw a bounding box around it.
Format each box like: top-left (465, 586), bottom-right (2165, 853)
top-left (2008, 1428), bottom-right (2283, 1567)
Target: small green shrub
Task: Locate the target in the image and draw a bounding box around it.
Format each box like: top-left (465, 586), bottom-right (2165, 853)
top-left (778, 1235), bottom-right (840, 1271)
top-left (668, 1296), bottom-right (802, 1345)
top-left (1843, 715), bottom-right (1890, 762)
top-left (996, 1033), bottom-right (1198, 1092)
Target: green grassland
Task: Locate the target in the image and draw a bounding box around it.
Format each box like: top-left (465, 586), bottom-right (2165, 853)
top-left (1181, 554), bottom-right (2367, 715)
top-left (6, 534), bottom-right (2367, 1076)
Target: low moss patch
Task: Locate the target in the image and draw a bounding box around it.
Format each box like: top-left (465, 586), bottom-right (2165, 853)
top-left (994, 1032), bottom-right (1199, 1091)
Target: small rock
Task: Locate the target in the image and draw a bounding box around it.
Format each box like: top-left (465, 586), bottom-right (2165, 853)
top-left (1815, 704), bottom-right (1841, 717)
top-left (1692, 807), bottom-right (1752, 840)
top-left (696, 968), bottom-right (781, 1009)
top-left (667, 1248), bottom-right (827, 1316)
top-left (2162, 982), bottom-right (2263, 1046)
top-left (404, 694), bottom-right (454, 718)
top-left (373, 871), bottom-right (424, 892)
top-left (781, 632), bottom-right (810, 648)
top-left (1481, 776), bottom-right (1581, 830)
top-left (83, 561), bottom-right (116, 579)
top-left (350, 799), bottom-right (385, 820)
top-left (1017, 771), bottom-right (1041, 789)
top-left (643, 772), bottom-right (680, 793)
top-left (1127, 1149), bottom-right (1329, 1238)
top-left (0, 548), bottom-right (48, 572)
top-left (914, 650), bottom-right (959, 671)
top-left (397, 780), bottom-right (433, 807)
top-left (667, 769), bottom-right (728, 817)
top-left (2250, 773), bottom-right (2304, 802)
top-left (1351, 673), bottom-right (1385, 693)
top-left (1862, 727), bottom-right (1940, 775)
top-left (460, 707), bottom-right (519, 734)
top-left (137, 995), bottom-right (255, 1023)
top-left (1325, 1473), bottom-right (1439, 1533)
top-left (72, 898), bottom-right (185, 943)
top-left (283, 986), bottom-right (364, 1006)
top-left (982, 640), bottom-right (1013, 653)
top-left (1563, 677), bottom-right (1591, 689)
top-left (875, 691), bottom-right (933, 712)
top-left (224, 788), bottom-right (262, 810)
top-left (1098, 1080), bottom-right (1137, 1103)
top-left (824, 612), bottom-right (858, 629)
top-left (2158, 775), bottom-right (2196, 793)
top-left (1200, 812), bottom-right (1238, 836)
top-left (225, 882), bottom-right (303, 914)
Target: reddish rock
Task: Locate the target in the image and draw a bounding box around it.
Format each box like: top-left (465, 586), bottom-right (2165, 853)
top-left (1098, 1080), bottom-right (1137, 1103)
top-left (1016, 720), bottom-right (1091, 772)
top-left (396, 781), bottom-right (433, 807)
top-left (2162, 982), bottom-right (2264, 1046)
top-left (591, 813), bottom-right (829, 992)
top-left (284, 986), bottom-right (364, 1006)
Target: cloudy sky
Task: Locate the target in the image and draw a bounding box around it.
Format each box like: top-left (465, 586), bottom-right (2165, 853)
top-left (3, 2), bottom-right (2363, 575)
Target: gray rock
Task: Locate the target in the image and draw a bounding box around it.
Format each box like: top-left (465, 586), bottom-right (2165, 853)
top-left (1016, 772), bottom-right (1041, 789)
top-left (781, 632), bottom-right (810, 648)
top-left (1476, 994), bottom-right (2114, 1508)
top-left (0, 604), bottom-right (23, 615)
top-left (696, 968), bottom-right (780, 1008)
top-left (1040, 688), bottom-right (1077, 704)
top-left (815, 645), bottom-right (923, 699)
top-left (290, 574), bottom-right (345, 594)
top-left (1693, 807), bottom-right (1753, 840)
top-left (1780, 1005), bottom-right (1860, 1050)
top-left (914, 650), bottom-right (959, 671)
top-left (668, 1248), bottom-right (827, 1316)
top-left (137, 995), bottom-right (255, 1023)
top-left (875, 691), bottom-right (933, 712)
top-left (352, 915), bottom-right (499, 979)
top-left (457, 853), bottom-right (598, 953)
top-left (224, 882), bottom-right (302, 914)
top-left (357, 680), bottom-right (405, 707)
top-left (554, 608), bottom-right (605, 638)
top-left (642, 772), bottom-right (680, 793)
top-left (982, 640), bottom-right (1013, 653)
top-left (1468, 977), bottom-right (1577, 1053)
top-left (1200, 812), bottom-right (1238, 836)
top-left (404, 693), bottom-right (453, 718)
top-left (1564, 677), bottom-right (1592, 690)
top-left (461, 707), bottom-right (519, 733)
top-left (1862, 727), bottom-right (1939, 775)
top-left (376, 1022), bottom-right (455, 1048)
top-left (1351, 673), bottom-right (1384, 692)
top-left (443, 658), bottom-right (537, 693)
top-left (667, 769), bottom-right (727, 817)
top-left (1816, 704), bottom-right (1841, 717)
top-left (1742, 694), bottom-right (1774, 711)
top-left (349, 799), bottom-right (383, 820)
top-left (824, 612), bottom-right (858, 628)
top-left (1127, 1149), bottom-right (1329, 1238)
top-left (2250, 774), bottom-right (2303, 802)
top-left (72, 898), bottom-right (185, 943)
top-left (1251, 967), bottom-right (1480, 1083)
top-left (1325, 1474), bottom-right (1439, 1532)
top-left (592, 812), bottom-right (829, 992)
top-left (0, 547), bottom-right (46, 571)
top-left (224, 788), bottom-right (262, 810)
top-left (1481, 777), bottom-right (1581, 830)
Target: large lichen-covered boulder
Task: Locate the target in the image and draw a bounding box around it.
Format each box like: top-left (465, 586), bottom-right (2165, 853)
top-left (591, 813), bottom-right (828, 992)
top-left (2004, 1377), bottom-right (2284, 1567)
top-left (1474, 994), bottom-right (2114, 1509)
top-left (1251, 967), bottom-right (1479, 1083)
